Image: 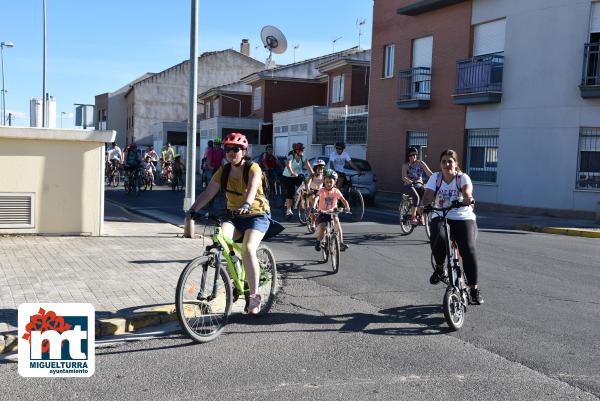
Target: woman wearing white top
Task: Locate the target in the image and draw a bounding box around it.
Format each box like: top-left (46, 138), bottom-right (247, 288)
top-left (419, 149), bottom-right (483, 305)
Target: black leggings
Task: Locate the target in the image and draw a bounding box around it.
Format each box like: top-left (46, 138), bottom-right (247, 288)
top-left (429, 218), bottom-right (479, 286)
top-left (282, 175), bottom-right (303, 200)
top-left (402, 183), bottom-right (424, 207)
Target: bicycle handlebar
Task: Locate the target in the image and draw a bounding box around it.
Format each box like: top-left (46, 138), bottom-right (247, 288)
top-left (320, 208), bottom-right (351, 216)
top-left (425, 199), bottom-right (475, 213)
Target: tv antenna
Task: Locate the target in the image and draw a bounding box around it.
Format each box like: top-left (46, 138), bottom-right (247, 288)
top-left (332, 36), bottom-right (342, 53)
top-left (356, 18), bottom-right (366, 49)
top-left (293, 44), bottom-right (300, 63)
top-left (261, 25), bottom-right (287, 68)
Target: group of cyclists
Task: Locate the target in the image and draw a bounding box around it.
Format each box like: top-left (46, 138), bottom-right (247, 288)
top-left (105, 131), bottom-right (483, 313)
top-left (105, 141), bottom-right (185, 188)
top-left (184, 132), bottom-right (483, 314)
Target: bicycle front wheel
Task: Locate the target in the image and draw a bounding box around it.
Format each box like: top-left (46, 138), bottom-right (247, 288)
top-left (443, 286), bottom-right (465, 331)
top-left (256, 245), bottom-right (278, 315)
top-left (348, 189), bottom-right (364, 222)
top-left (330, 233), bottom-right (340, 274)
top-left (399, 198), bottom-right (414, 235)
top-left (424, 211), bottom-right (432, 240)
top-left (176, 255), bottom-right (232, 343)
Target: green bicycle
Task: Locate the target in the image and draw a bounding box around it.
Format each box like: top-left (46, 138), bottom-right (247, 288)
top-left (175, 212), bottom-right (278, 343)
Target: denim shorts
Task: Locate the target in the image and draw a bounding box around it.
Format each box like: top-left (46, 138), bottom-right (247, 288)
top-left (226, 211), bottom-right (271, 234)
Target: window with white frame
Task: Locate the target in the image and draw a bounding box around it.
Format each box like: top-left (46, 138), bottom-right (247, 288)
top-left (332, 74), bottom-right (344, 103)
top-left (466, 129), bottom-right (499, 183)
top-left (253, 86), bottom-right (262, 110)
top-left (383, 44), bottom-right (395, 78)
top-left (407, 131), bottom-right (428, 161)
top-left (206, 102), bottom-right (211, 118)
top-left (213, 98), bottom-right (219, 117)
top-left (577, 127), bottom-right (600, 189)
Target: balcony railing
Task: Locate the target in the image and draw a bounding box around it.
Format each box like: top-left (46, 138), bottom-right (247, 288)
top-left (453, 53), bottom-right (504, 105)
top-left (397, 67), bottom-right (431, 109)
top-left (580, 43), bottom-right (600, 98)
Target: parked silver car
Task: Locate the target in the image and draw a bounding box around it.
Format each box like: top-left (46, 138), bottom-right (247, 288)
top-left (307, 156), bottom-right (377, 204)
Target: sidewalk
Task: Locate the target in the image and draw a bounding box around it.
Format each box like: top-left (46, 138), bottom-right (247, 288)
top-left (375, 191), bottom-right (600, 238)
top-left (0, 217), bottom-right (199, 353)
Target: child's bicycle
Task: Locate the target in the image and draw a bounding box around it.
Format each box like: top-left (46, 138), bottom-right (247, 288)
top-left (318, 208), bottom-right (350, 274)
top-left (425, 199), bottom-right (475, 331)
top-left (175, 211), bottom-right (278, 343)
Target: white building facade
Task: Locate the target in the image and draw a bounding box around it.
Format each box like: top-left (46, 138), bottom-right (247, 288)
top-left (464, 0), bottom-right (600, 213)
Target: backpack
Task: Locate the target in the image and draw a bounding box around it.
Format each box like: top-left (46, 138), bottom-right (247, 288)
top-left (434, 172), bottom-right (463, 198)
top-left (220, 160), bottom-right (267, 196)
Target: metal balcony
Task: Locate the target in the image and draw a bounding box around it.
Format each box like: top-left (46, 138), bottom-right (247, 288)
top-left (397, 67), bottom-right (431, 109)
top-left (580, 43), bottom-right (600, 98)
top-left (452, 54), bottom-right (504, 105)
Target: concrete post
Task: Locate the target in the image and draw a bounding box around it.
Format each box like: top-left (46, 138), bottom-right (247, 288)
top-left (184, 0), bottom-right (199, 238)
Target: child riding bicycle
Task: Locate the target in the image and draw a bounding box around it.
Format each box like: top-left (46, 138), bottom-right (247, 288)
top-left (305, 159), bottom-right (326, 231)
top-left (314, 169), bottom-right (350, 252)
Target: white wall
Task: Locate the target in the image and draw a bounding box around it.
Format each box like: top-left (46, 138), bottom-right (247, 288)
top-left (467, 0), bottom-right (600, 212)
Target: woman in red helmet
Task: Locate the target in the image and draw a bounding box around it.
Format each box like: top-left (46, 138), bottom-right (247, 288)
top-left (187, 133), bottom-right (273, 315)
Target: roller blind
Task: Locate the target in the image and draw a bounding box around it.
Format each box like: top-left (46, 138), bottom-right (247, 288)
top-left (473, 19), bottom-right (506, 56)
top-left (591, 2), bottom-right (600, 33)
top-left (412, 36), bottom-right (433, 68)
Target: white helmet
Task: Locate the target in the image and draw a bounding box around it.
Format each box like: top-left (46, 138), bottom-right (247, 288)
top-left (313, 159), bottom-right (326, 167)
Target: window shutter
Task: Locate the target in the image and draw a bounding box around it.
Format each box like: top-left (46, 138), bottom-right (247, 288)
top-left (591, 2), bottom-right (600, 33)
top-left (412, 36), bottom-right (433, 68)
top-left (473, 19), bottom-right (506, 56)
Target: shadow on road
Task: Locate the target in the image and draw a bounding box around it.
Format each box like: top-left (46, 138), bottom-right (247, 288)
top-left (226, 303), bottom-right (449, 337)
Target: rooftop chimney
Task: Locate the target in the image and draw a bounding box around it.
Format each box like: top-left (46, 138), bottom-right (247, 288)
top-left (240, 39), bottom-right (250, 57)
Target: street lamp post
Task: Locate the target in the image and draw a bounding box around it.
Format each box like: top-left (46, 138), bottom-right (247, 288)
top-left (1, 41), bottom-right (15, 126)
top-left (61, 111), bottom-right (66, 128)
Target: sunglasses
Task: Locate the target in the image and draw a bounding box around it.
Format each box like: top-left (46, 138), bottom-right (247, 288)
top-left (335, 147), bottom-right (343, 151)
top-left (225, 146), bottom-right (242, 154)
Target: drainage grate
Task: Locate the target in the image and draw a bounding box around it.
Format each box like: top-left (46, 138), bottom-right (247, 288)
top-left (0, 193), bottom-right (35, 228)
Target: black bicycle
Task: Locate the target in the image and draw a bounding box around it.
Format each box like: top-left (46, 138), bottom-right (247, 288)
top-left (426, 199), bottom-right (475, 331)
top-left (339, 173), bottom-right (364, 222)
top-left (399, 183), bottom-right (431, 239)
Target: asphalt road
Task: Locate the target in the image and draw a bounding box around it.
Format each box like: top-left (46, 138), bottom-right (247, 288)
top-left (2, 185), bottom-right (596, 401)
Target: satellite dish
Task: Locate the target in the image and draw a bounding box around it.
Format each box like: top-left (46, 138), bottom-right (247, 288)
top-left (261, 25), bottom-right (287, 68)
top-left (261, 25), bottom-right (287, 54)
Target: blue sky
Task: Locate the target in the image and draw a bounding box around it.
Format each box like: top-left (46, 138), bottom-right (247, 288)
top-left (0, 0), bottom-right (373, 128)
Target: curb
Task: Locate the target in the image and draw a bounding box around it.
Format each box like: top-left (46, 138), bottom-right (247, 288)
top-left (515, 224), bottom-right (600, 238)
top-left (0, 305), bottom-right (178, 356)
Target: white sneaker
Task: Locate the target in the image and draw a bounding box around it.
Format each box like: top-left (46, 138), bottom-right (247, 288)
top-left (286, 209), bottom-right (293, 216)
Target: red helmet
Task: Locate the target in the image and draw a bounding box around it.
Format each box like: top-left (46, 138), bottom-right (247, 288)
top-left (223, 133), bottom-right (248, 150)
top-left (292, 142), bottom-right (304, 151)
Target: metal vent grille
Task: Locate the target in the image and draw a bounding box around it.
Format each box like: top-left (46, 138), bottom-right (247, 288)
top-left (0, 193), bottom-right (35, 228)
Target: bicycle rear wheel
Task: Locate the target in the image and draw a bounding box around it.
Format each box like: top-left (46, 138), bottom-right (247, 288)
top-left (256, 245), bottom-right (278, 315)
top-left (330, 233), bottom-right (340, 274)
top-left (443, 286), bottom-right (465, 331)
top-left (176, 255), bottom-right (232, 343)
top-left (399, 198), bottom-right (414, 235)
top-left (348, 189), bottom-right (364, 222)
top-left (112, 170), bottom-right (121, 187)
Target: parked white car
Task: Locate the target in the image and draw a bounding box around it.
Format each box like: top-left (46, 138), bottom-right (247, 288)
top-left (307, 156), bottom-right (377, 204)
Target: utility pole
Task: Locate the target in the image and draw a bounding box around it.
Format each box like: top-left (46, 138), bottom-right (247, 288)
top-left (184, 0), bottom-right (199, 238)
top-left (42, 0), bottom-right (47, 127)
